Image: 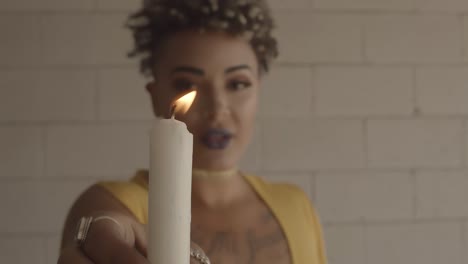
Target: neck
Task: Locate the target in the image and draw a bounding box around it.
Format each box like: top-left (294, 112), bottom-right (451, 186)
top-left (192, 168), bottom-right (238, 180)
top-left (191, 171), bottom-right (251, 208)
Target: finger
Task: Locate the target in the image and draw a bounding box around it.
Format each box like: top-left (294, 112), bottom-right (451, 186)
top-left (58, 246), bottom-right (93, 264)
top-left (132, 223), bottom-right (148, 257)
top-left (82, 217), bottom-right (149, 264)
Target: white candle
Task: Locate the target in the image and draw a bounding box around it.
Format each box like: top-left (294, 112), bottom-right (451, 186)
top-left (148, 91), bottom-right (196, 264)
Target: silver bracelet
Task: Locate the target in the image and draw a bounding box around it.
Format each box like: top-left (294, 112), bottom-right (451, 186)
top-left (190, 248), bottom-right (211, 264)
top-left (75, 216), bottom-right (93, 247)
top-left (76, 216), bottom-right (210, 264)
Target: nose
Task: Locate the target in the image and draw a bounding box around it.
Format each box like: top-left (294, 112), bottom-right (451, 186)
top-left (198, 89), bottom-right (229, 121)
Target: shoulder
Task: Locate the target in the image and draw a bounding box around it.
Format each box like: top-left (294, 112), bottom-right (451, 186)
top-left (97, 170), bottom-right (149, 223)
top-left (246, 174), bottom-right (321, 226)
top-left (246, 175), bottom-right (311, 206)
top-left (99, 170), bottom-right (148, 192)
top-left (247, 175), bottom-right (328, 263)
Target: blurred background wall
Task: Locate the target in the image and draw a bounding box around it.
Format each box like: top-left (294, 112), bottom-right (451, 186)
top-left (1, 0), bottom-right (468, 263)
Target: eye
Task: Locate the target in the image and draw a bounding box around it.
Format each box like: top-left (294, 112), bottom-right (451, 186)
top-left (228, 80), bottom-right (252, 91)
top-left (173, 79), bottom-right (195, 92)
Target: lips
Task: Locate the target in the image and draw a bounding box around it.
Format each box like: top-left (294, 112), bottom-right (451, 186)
top-left (201, 128), bottom-right (233, 150)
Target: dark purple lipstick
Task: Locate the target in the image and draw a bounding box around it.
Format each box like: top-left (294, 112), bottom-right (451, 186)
top-left (201, 128), bottom-right (233, 150)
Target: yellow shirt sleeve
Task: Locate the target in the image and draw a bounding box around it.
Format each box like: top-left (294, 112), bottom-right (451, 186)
top-left (245, 176), bottom-right (328, 264)
top-left (298, 189), bottom-right (328, 264)
top-left (97, 173), bottom-right (327, 264)
top-left (98, 177), bottom-right (148, 224)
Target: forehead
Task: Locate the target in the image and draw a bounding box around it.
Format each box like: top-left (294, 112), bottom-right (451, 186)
top-left (155, 31), bottom-right (259, 74)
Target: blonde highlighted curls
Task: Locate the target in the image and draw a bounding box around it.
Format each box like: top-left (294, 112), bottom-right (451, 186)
top-left (126, 0), bottom-right (279, 76)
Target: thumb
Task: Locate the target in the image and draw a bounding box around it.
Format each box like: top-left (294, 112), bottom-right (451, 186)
top-left (101, 212), bottom-right (148, 256)
top-left (130, 221), bottom-right (148, 257)
top-left (81, 212), bottom-right (149, 264)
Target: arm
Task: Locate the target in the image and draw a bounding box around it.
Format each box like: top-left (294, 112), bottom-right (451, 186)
top-left (60, 184), bottom-right (138, 249)
top-left (58, 184), bottom-right (148, 263)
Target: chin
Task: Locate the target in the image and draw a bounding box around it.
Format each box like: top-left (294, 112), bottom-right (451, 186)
top-left (193, 151), bottom-right (239, 171)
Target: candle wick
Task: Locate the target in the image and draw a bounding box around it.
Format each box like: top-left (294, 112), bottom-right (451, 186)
top-left (170, 104), bottom-right (176, 119)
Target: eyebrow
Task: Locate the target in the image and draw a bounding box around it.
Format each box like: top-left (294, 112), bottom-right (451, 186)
top-left (171, 64), bottom-right (252, 76)
top-left (225, 64), bottom-right (252, 74)
top-left (171, 66), bottom-right (204, 76)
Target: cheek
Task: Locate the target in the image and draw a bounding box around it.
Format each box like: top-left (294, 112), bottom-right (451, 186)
top-left (174, 107), bottom-right (202, 135)
top-left (234, 91), bottom-right (258, 134)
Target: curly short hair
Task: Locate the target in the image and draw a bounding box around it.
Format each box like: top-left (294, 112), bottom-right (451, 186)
top-left (127, 0), bottom-right (279, 76)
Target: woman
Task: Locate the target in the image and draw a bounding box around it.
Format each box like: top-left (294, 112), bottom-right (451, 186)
top-left (58, 0), bottom-right (327, 263)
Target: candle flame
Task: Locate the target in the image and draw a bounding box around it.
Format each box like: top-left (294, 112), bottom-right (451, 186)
top-left (172, 90), bottom-right (197, 116)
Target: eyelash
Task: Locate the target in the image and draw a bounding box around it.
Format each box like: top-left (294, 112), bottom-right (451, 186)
top-left (173, 79), bottom-right (252, 92)
top-left (228, 80), bottom-right (252, 91)
top-left (173, 79), bottom-right (195, 92)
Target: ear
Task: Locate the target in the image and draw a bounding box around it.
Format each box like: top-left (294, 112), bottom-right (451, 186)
top-left (146, 81), bottom-right (162, 117)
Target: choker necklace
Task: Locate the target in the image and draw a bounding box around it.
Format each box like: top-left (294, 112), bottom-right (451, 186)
top-left (192, 168), bottom-right (238, 179)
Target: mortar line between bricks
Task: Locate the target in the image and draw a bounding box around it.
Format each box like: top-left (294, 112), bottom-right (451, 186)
top-left (94, 69), bottom-right (100, 121)
top-left (2, 9), bottom-right (468, 15)
top-left (310, 67), bottom-right (316, 117)
top-left (411, 67), bottom-right (419, 117)
top-left (410, 170), bottom-right (418, 219)
top-left (0, 120), bottom-right (153, 126)
top-left (363, 119), bottom-right (369, 168)
top-left (323, 217), bottom-right (468, 226)
top-left (257, 119), bottom-right (265, 171)
top-left (255, 120), bottom-right (264, 170)
top-left (461, 220), bottom-right (466, 264)
top-left (0, 10), bottom-right (133, 15)
top-left (461, 119), bottom-right (467, 168)
top-left (460, 14), bottom-right (466, 59)
top-left (276, 61), bottom-right (468, 67)
top-left (4, 62), bottom-right (468, 70)
top-left (361, 20), bottom-right (368, 63)
top-left (303, 9), bottom-right (468, 15)
top-left (5, 114), bottom-right (468, 126)
top-left (259, 167), bottom-right (468, 175)
top-left (363, 223), bottom-right (368, 264)
top-left (0, 232), bottom-right (60, 237)
top-left (311, 171), bottom-right (317, 203)
top-left (44, 236), bottom-right (52, 263)
top-left (41, 124), bottom-right (47, 180)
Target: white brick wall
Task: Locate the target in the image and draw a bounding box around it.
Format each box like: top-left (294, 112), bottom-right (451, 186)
top-left (0, 237), bottom-right (47, 264)
top-left (97, 68), bottom-right (152, 121)
top-left (316, 172), bottom-right (413, 222)
top-left (46, 124), bottom-right (150, 178)
top-left (275, 13), bottom-right (363, 63)
top-left (324, 225), bottom-right (366, 264)
top-left (314, 0), bottom-right (414, 11)
top-left (0, 15), bottom-right (42, 66)
top-left (416, 67), bottom-right (468, 115)
top-left (365, 15), bottom-right (463, 63)
top-left (2, 0), bottom-right (468, 263)
top-left (41, 14), bottom-right (132, 65)
top-left (367, 119), bottom-right (463, 169)
top-left (366, 223), bottom-right (464, 264)
top-left (0, 70), bottom-right (96, 121)
top-left (0, 0), bottom-right (95, 11)
top-left (260, 66), bottom-right (313, 118)
top-left (315, 67), bottom-right (414, 117)
top-left (416, 0), bottom-right (468, 12)
top-left (415, 170), bottom-right (468, 218)
top-left (262, 119), bottom-right (365, 170)
top-left (0, 126), bottom-right (44, 179)
top-left (0, 180), bottom-right (93, 233)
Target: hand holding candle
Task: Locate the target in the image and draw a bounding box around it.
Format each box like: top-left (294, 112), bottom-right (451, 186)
top-left (148, 91), bottom-right (197, 264)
